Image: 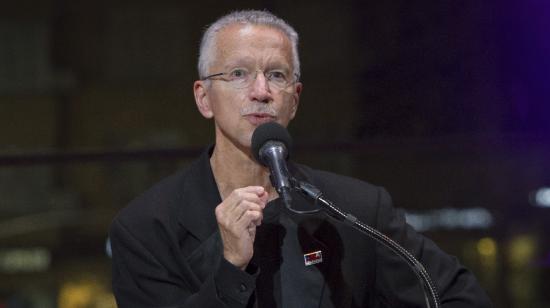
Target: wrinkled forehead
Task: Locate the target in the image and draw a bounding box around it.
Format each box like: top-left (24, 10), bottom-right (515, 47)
top-left (212, 23), bottom-right (294, 69)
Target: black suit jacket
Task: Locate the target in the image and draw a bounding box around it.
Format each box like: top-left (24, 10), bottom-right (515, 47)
top-left (110, 148), bottom-right (491, 307)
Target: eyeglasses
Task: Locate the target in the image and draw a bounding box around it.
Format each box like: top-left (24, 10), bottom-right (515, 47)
top-left (201, 68), bottom-right (300, 90)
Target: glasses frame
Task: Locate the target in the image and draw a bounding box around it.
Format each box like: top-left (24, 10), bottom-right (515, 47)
top-left (201, 69), bottom-right (300, 90)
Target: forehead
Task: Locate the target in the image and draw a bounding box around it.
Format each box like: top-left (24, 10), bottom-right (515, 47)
top-left (212, 23), bottom-right (293, 67)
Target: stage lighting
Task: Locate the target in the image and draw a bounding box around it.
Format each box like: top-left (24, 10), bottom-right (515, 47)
top-left (534, 187), bottom-right (550, 208)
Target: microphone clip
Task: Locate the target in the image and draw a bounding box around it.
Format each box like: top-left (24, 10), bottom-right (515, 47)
top-left (281, 177), bottom-right (323, 215)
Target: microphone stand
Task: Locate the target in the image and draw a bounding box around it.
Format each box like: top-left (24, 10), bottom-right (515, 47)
top-left (291, 179), bottom-right (441, 308)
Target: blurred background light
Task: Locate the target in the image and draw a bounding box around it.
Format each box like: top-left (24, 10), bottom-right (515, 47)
top-left (508, 235), bottom-right (536, 269)
top-left (533, 187), bottom-right (550, 208)
top-left (477, 237), bottom-right (497, 258)
top-left (58, 278), bottom-right (116, 308)
top-left (405, 207), bottom-right (493, 232)
top-left (0, 248), bottom-right (50, 273)
top-left (477, 237), bottom-right (498, 272)
top-left (506, 235), bottom-right (538, 304)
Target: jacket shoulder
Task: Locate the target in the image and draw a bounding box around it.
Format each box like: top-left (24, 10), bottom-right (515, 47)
top-left (293, 164), bottom-right (392, 220)
top-left (297, 164), bottom-right (388, 202)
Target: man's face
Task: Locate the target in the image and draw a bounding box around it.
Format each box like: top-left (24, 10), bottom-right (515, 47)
top-left (194, 24), bottom-right (302, 151)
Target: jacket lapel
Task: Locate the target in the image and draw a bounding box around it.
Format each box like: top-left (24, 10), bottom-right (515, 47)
top-left (176, 147), bottom-right (222, 242)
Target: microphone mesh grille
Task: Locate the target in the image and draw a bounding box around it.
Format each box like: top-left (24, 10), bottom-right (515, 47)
top-left (251, 122), bottom-right (292, 164)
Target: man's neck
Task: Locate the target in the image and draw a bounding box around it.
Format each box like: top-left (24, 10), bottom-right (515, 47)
top-left (210, 140), bottom-right (276, 201)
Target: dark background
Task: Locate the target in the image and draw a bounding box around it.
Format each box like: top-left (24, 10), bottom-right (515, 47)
top-left (1, 0), bottom-right (549, 307)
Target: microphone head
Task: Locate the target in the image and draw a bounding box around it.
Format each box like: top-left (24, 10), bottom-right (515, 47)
top-left (251, 122), bottom-right (292, 165)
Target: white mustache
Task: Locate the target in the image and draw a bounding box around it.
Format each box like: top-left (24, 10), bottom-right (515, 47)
top-left (240, 105), bottom-right (277, 116)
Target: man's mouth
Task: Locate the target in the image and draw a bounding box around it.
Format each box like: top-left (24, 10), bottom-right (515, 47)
top-left (243, 113), bottom-right (276, 125)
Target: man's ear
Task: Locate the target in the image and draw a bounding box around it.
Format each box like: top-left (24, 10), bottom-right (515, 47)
top-left (194, 80), bottom-right (214, 119)
top-left (289, 82), bottom-right (302, 119)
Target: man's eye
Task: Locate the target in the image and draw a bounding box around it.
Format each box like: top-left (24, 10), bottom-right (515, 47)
top-left (229, 69), bottom-right (248, 79)
top-left (268, 71), bottom-right (287, 81)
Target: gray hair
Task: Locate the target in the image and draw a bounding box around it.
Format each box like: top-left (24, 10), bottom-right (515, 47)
top-left (198, 10), bottom-right (300, 79)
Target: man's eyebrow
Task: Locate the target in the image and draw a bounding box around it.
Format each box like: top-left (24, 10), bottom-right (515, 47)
top-left (262, 56), bottom-right (292, 70)
top-left (220, 57), bottom-right (291, 72)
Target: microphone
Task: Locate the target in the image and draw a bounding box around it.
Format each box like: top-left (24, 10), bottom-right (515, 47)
top-left (251, 122), bottom-right (293, 207)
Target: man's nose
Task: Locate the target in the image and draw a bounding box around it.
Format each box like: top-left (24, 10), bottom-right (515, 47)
top-left (248, 71), bottom-right (272, 103)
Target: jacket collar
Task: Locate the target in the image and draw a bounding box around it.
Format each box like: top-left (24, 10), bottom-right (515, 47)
top-left (176, 146), bottom-right (330, 240)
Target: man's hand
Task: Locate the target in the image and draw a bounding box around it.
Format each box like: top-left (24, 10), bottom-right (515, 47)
top-left (215, 186), bottom-right (269, 270)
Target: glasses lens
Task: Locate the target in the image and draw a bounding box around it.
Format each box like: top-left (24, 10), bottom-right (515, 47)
top-left (267, 71), bottom-right (290, 89)
top-left (227, 68), bottom-right (251, 89)
top-left (224, 69), bottom-right (295, 90)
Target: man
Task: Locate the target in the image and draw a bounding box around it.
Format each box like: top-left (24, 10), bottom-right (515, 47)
top-left (110, 10), bottom-right (491, 308)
